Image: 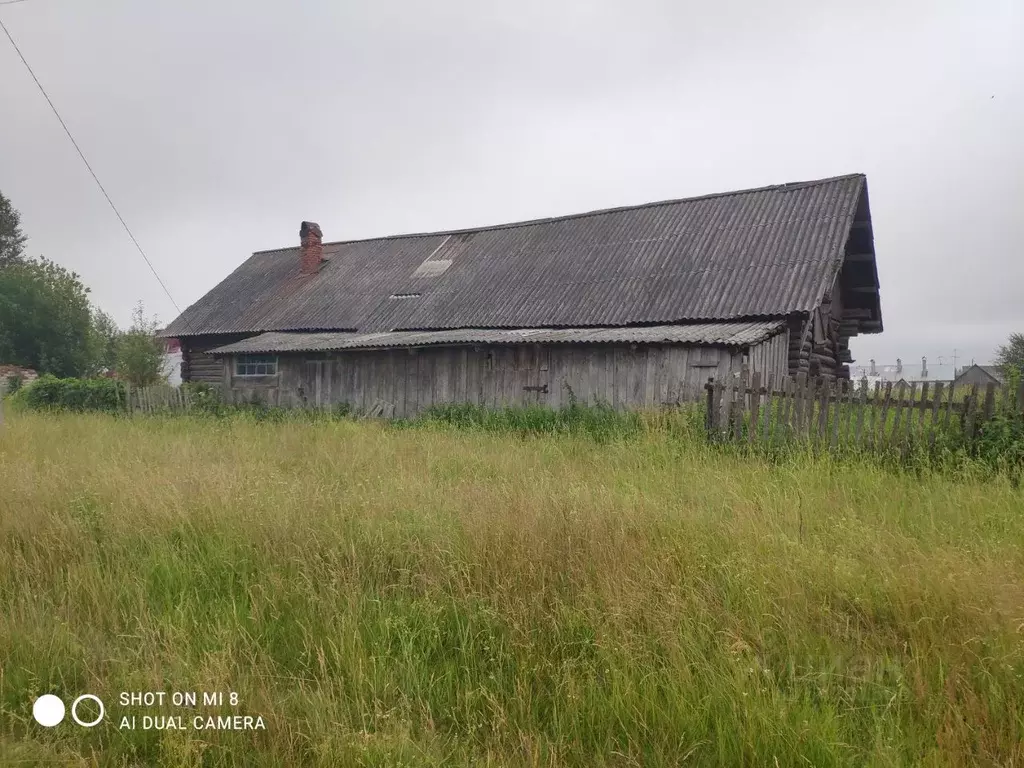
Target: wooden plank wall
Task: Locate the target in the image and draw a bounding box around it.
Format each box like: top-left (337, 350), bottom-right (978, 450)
top-left (224, 338), bottom-right (792, 417)
top-left (747, 329), bottom-right (789, 378)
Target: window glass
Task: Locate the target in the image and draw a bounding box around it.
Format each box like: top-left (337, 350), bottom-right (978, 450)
top-left (235, 354), bottom-right (278, 376)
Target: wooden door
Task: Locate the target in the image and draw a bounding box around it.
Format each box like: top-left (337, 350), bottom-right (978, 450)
top-left (301, 360), bottom-right (324, 408)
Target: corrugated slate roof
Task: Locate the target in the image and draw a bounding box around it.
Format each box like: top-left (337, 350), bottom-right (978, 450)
top-left (164, 174), bottom-right (873, 337)
top-left (207, 321), bottom-right (785, 355)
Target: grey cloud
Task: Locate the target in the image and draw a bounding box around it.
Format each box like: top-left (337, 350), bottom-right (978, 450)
top-left (1, 0), bottom-right (1020, 368)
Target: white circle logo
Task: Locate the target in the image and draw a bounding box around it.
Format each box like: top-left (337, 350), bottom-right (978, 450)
top-left (71, 695), bottom-right (104, 727)
top-left (32, 695), bottom-right (65, 727)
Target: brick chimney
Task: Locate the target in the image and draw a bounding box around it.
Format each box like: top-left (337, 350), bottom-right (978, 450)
top-left (299, 221), bottom-right (323, 274)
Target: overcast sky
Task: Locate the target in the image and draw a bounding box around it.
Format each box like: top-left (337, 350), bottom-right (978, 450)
top-left (1, 0), bottom-right (1021, 368)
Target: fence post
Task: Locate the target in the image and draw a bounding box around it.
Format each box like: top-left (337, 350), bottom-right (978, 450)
top-left (891, 381), bottom-right (908, 446)
top-left (900, 381), bottom-right (917, 449)
top-left (852, 379), bottom-right (866, 446)
top-left (963, 384), bottom-right (979, 440)
top-left (830, 378), bottom-right (843, 449)
top-left (804, 374), bottom-right (816, 441)
top-left (760, 373), bottom-right (774, 444)
top-left (721, 377), bottom-right (734, 441)
top-left (816, 377), bottom-right (830, 449)
top-left (942, 382), bottom-right (956, 432)
top-left (929, 382), bottom-right (944, 448)
top-left (876, 382), bottom-right (893, 449)
top-left (705, 377), bottom-right (716, 438)
top-left (917, 381), bottom-right (930, 436)
top-left (732, 371), bottom-right (745, 442)
top-left (749, 371), bottom-right (762, 446)
top-left (778, 375), bottom-right (793, 443)
top-left (793, 372), bottom-right (806, 439)
top-left (983, 382), bottom-right (997, 422)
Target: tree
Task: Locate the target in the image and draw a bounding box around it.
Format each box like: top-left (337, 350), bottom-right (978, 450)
top-left (0, 257), bottom-right (95, 376)
top-left (87, 309), bottom-right (121, 375)
top-left (996, 332), bottom-right (1024, 373)
top-left (115, 301), bottom-right (166, 386)
top-left (0, 190), bottom-right (27, 267)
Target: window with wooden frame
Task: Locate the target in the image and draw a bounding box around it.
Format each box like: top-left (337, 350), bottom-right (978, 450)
top-left (235, 354), bottom-right (278, 377)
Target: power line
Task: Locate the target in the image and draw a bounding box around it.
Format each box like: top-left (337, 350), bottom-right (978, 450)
top-left (0, 1), bottom-right (36, 8)
top-left (0, 16), bottom-right (182, 315)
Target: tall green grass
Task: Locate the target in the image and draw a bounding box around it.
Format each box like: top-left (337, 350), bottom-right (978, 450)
top-left (1, 411), bottom-right (1023, 766)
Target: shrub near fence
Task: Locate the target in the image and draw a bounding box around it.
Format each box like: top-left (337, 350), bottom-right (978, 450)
top-left (11, 375), bottom-right (127, 413)
top-left (8, 376), bottom-right (196, 415)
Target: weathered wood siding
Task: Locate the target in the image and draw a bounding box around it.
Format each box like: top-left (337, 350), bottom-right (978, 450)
top-left (180, 335), bottom-right (248, 385)
top-left (223, 335), bottom-right (790, 417)
top-left (747, 329), bottom-right (789, 379)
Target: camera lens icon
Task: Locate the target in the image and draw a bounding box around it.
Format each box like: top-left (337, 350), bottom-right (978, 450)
top-left (32, 695), bottom-right (65, 727)
top-left (32, 694), bottom-right (104, 728)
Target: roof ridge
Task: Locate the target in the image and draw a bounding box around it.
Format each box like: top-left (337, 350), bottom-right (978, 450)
top-left (252, 173), bottom-right (866, 254)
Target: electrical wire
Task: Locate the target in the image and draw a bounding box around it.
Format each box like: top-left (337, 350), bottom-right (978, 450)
top-left (0, 15), bottom-right (182, 314)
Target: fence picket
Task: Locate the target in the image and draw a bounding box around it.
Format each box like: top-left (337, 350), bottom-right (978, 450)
top-left (804, 375), bottom-right (816, 441)
top-left (983, 382), bottom-right (997, 422)
top-left (929, 382), bottom-right (944, 447)
top-left (900, 381), bottom-right (917, 448)
top-left (853, 380), bottom-right (868, 445)
top-left (876, 382), bottom-right (893, 448)
top-left (721, 379), bottom-right (734, 440)
top-left (760, 373), bottom-right (774, 443)
top-left (830, 379), bottom-right (843, 449)
top-left (790, 372), bottom-right (798, 438)
top-left (769, 377), bottom-right (783, 447)
top-left (732, 376), bottom-right (744, 442)
top-left (702, 371), bottom-right (1018, 451)
top-left (839, 382), bottom-right (856, 448)
top-left (749, 372), bottom-right (761, 446)
top-left (816, 378), bottom-right (829, 448)
top-left (917, 381), bottom-right (930, 436)
top-left (891, 381), bottom-right (907, 446)
top-left (942, 382), bottom-right (956, 432)
top-left (776, 377), bottom-right (789, 442)
top-left (705, 378), bottom-right (717, 435)
top-left (963, 384), bottom-right (980, 439)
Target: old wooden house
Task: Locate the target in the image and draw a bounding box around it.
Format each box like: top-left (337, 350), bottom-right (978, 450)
top-left (160, 173), bottom-right (883, 416)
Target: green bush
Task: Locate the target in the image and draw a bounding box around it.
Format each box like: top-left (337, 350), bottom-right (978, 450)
top-left (178, 383), bottom-right (354, 424)
top-left (180, 382), bottom-right (224, 415)
top-left (11, 374), bottom-right (126, 413)
top-left (4, 374), bottom-right (22, 394)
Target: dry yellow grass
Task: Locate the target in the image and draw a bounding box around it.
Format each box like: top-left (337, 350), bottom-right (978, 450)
top-left (1, 410), bottom-right (1023, 766)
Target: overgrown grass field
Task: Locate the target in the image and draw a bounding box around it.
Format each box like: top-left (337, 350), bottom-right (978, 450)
top-left (1, 409), bottom-right (1023, 766)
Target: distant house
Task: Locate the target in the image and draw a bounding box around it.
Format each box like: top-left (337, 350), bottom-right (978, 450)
top-left (155, 333), bottom-right (183, 386)
top-left (953, 364), bottom-right (1005, 388)
top-left (160, 173), bottom-right (884, 416)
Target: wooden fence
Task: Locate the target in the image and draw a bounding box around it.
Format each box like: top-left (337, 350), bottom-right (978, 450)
top-left (122, 383), bottom-right (193, 414)
top-left (705, 371), bottom-right (1024, 451)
